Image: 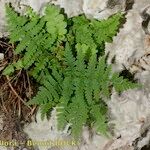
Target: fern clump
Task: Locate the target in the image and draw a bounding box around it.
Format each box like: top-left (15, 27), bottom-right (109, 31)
top-left (27, 43), bottom-right (138, 138)
top-left (3, 4), bottom-right (67, 81)
top-left (3, 4), bottom-right (139, 139)
top-left (70, 13), bottom-right (123, 49)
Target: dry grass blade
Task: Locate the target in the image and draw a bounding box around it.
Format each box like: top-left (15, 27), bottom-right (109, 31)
top-left (6, 75), bottom-right (32, 110)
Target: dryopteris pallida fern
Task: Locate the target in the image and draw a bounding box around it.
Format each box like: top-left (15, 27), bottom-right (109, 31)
top-left (69, 13), bottom-right (123, 49)
top-left (3, 4), bottom-right (67, 81)
top-left (3, 4), bottom-right (139, 138)
top-left (27, 43), bottom-right (138, 138)
top-left (3, 4), bottom-right (123, 79)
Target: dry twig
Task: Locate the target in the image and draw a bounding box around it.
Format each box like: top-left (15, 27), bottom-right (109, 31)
top-left (6, 75), bottom-right (32, 110)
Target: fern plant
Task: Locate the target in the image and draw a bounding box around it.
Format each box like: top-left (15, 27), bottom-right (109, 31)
top-left (70, 13), bottom-right (123, 47)
top-left (27, 43), bottom-right (138, 138)
top-left (3, 4), bottom-right (67, 81)
top-left (3, 4), bottom-right (139, 139)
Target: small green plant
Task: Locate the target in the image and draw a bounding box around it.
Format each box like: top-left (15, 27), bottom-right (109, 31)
top-left (3, 4), bottom-right (139, 138)
top-left (4, 4), bottom-right (67, 81)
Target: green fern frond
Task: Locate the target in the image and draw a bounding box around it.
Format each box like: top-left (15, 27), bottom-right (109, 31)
top-left (40, 102), bottom-right (52, 120)
top-left (44, 5), bottom-right (67, 41)
top-left (72, 15), bottom-right (96, 49)
top-left (27, 74), bottom-right (62, 119)
top-left (56, 99), bottom-right (68, 130)
top-left (5, 5), bottom-right (28, 43)
top-left (27, 86), bottom-right (50, 105)
top-left (92, 13), bottom-right (123, 44)
top-left (85, 50), bottom-right (97, 105)
top-left (67, 98), bottom-right (88, 139)
top-left (90, 104), bottom-right (108, 136)
top-left (71, 13), bottom-right (123, 53)
top-left (57, 43), bottom-right (76, 130)
top-left (4, 4), bottom-right (67, 78)
top-left (111, 73), bottom-right (139, 92)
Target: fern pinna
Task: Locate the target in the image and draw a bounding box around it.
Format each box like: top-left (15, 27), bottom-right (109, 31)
top-left (3, 4), bottom-right (139, 138)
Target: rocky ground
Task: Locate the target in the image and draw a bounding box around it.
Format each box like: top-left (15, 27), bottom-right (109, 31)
top-left (0, 0), bottom-right (150, 150)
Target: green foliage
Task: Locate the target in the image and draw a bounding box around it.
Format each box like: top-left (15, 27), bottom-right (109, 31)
top-left (91, 13), bottom-right (123, 44)
top-left (28, 43), bottom-right (139, 138)
top-left (44, 5), bottom-right (67, 41)
top-left (71, 13), bottom-right (123, 48)
top-left (3, 4), bottom-right (66, 81)
top-left (3, 4), bottom-right (139, 139)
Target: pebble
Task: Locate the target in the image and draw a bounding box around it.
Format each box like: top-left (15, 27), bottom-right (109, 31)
top-left (0, 53), bottom-right (4, 61)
